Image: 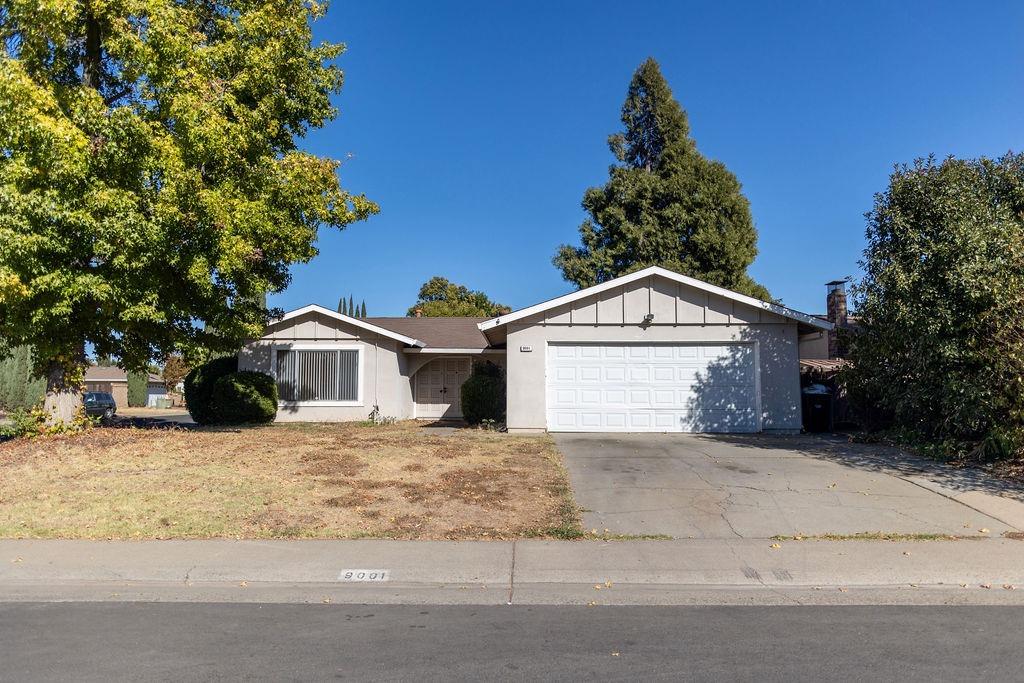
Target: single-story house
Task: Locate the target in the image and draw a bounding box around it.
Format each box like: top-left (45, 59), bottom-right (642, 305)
top-left (239, 266), bottom-right (832, 433)
top-left (83, 366), bottom-right (169, 408)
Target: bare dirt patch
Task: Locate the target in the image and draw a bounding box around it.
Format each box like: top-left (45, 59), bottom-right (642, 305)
top-left (0, 421), bottom-right (577, 540)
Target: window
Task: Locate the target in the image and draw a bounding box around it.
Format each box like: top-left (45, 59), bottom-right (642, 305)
top-left (275, 348), bottom-right (360, 403)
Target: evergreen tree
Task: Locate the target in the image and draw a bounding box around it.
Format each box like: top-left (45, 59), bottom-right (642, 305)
top-left (338, 297), bottom-right (346, 315)
top-left (127, 371), bottom-right (149, 407)
top-left (360, 300), bottom-right (367, 318)
top-left (348, 295), bottom-right (355, 317)
top-left (0, 345), bottom-right (46, 411)
top-left (553, 58), bottom-right (770, 300)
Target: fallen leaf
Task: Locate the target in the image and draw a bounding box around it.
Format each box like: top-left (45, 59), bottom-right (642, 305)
top-left (593, 585), bottom-right (602, 590)
top-left (611, 652), bottom-right (620, 657)
top-left (980, 583), bottom-right (992, 589)
top-left (587, 601), bottom-right (597, 607)
top-left (903, 551), bottom-right (911, 556)
top-left (1004, 584), bottom-right (1016, 591)
top-left (979, 528), bottom-right (991, 534)
top-left (959, 583), bottom-right (968, 588)
top-left (239, 581), bottom-right (248, 588)
top-left (769, 543), bottom-right (781, 549)
top-left (838, 587), bottom-right (849, 592)
top-left (10, 557), bottom-right (22, 564)
top-left (604, 581), bottom-right (613, 588)
top-left (828, 482), bottom-right (837, 489)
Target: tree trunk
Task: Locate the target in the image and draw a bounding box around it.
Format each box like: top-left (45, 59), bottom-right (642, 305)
top-left (82, 10), bottom-right (102, 90)
top-left (43, 363), bottom-right (84, 427)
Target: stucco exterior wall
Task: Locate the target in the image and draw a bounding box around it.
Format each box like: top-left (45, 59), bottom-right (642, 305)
top-left (238, 310), bottom-right (414, 422)
top-left (798, 331), bottom-right (829, 359)
top-left (503, 277), bottom-right (802, 433)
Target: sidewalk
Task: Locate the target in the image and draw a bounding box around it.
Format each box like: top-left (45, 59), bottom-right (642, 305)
top-left (3, 538), bottom-right (1023, 606)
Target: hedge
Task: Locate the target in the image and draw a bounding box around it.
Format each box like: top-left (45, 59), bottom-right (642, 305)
top-left (210, 371), bottom-right (277, 425)
top-left (183, 356), bottom-right (238, 425)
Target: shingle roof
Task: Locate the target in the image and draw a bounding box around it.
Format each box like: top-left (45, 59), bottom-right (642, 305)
top-left (84, 365), bottom-right (163, 383)
top-left (363, 317), bottom-right (492, 350)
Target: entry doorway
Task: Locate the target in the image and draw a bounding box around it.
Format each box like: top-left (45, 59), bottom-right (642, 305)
top-left (414, 357), bottom-right (471, 419)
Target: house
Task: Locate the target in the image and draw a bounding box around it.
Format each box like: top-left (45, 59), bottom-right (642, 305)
top-left (239, 266), bottom-right (832, 433)
top-left (83, 366), bottom-right (169, 408)
top-left (798, 279), bottom-right (859, 363)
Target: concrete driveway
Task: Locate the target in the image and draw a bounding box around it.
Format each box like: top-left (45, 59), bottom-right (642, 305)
top-left (555, 433), bottom-right (1022, 539)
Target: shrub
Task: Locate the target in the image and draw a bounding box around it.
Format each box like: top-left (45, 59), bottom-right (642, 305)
top-left (183, 356), bottom-right (238, 425)
top-left (460, 361), bottom-right (506, 425)
top-left (210, 371), bottom-right (277, 425)
top-left (846, 154), bottom-right (1024, 459)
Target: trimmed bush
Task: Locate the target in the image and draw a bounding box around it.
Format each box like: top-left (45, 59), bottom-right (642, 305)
top-left (210, 371), bottom-right (277, 425)
top-left (183, 356), bottom-right (238, 425)
top-left (460, 362), bottom-right (506, 425)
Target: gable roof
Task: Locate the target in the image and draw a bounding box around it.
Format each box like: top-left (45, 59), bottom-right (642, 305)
top-left (478, 266), bottom-right (833, 332)
top-left (275, 305), bottom-right (427, 347)
top-left (363, 317), bottom-right (491, 350)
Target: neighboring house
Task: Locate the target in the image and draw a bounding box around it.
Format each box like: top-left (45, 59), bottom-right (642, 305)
top-left (83, 366), bottom-right (169, 408)
top-left (798, 279), bottom-right (860, 362)
top-left (240, 266), bottom-right (831, 434)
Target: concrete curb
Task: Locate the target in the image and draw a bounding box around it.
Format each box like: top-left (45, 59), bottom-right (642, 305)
top-left (2, 538), bottom-right (1023, 605)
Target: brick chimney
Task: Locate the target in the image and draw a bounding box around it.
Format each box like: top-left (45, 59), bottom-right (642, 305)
top-left (826, 280), bottom-right (848, 359)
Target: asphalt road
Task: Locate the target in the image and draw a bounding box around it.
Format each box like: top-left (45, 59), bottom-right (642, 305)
top-left (2, 604), bottom-right (1021, 681)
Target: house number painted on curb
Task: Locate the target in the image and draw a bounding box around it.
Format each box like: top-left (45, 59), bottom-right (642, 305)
top-left (338, 569), bottom-right (389, 582)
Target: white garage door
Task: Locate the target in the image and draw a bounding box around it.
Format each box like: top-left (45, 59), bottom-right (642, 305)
top-left (546, 343), bottom-right (759, 433)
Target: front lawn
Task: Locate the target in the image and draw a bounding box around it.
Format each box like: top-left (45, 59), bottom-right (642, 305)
top-left (0, 422), bottom-right (580, 540)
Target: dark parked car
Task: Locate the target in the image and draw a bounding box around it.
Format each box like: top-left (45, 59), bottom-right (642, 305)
top-left (83, 392), bottom-right (117, 420)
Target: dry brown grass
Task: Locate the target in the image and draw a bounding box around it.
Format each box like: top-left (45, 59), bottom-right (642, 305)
top-left (0, 421), bottom-right (580, 540)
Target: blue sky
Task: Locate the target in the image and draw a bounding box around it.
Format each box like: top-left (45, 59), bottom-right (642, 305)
top-left (275, 1), bottom-right (1024, 316)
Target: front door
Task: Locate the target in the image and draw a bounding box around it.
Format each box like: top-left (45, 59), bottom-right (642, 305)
top-left (415, 358), bottom-right (470, 419)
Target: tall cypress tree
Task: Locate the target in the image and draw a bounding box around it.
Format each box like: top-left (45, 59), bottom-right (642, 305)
top-left (338, 297), bottom-right (346, 315)
top-left (554, 58), bottom-right (770, 300)
top-left (348, 295), bottom-right (355, 317)
top-left (360, 300), bottom-right (367, 318)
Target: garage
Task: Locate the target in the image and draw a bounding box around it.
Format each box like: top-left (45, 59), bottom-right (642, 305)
top-left (545, 343), bottom-right (758, 433)
top-left (477, 266), bottom-right (832, 434)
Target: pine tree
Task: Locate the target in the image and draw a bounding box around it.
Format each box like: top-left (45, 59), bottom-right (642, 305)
top-left (553, 58), bottom-right (770, 300)
top-left (338, 297), bottom-right (346, 315)
top-left (360, 301), bottom-right (367, 318)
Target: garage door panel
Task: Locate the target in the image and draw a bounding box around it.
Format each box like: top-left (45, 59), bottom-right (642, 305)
top-left (546, 343), bottom-right (758, 433)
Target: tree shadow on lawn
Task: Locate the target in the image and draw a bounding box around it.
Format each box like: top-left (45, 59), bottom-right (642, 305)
top-left (691, 431), bottom-right (1024, 502)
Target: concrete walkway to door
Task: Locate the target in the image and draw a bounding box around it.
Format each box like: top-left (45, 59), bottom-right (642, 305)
top-left (554, 433), bottom-right (1024, 539)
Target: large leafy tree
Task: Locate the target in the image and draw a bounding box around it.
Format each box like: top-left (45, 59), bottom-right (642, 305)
top-left (554, 58), bottom-right (769, 300)
top-left (845, 154), bottom-right (1024, 458)
top-left (0, 0), bottom-right (378, 423)
top-left (407, 277), bottom-right (510, 317)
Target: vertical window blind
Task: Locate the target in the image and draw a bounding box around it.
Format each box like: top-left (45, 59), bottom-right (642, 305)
top-left (276, 349), bottom-right (359, 402)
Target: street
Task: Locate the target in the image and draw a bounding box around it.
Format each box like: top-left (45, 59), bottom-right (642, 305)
top-left (2, 603), bottom-right (1021, 681)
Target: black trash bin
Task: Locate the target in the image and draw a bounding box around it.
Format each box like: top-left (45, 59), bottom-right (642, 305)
top-left (801, 383), bottom-right (833, 432)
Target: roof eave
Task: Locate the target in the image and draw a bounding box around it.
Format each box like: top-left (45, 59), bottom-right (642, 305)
top-left (478, 266), bottom-right (832, 332)
top-left (275, 305), bottom-right (427, 347)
